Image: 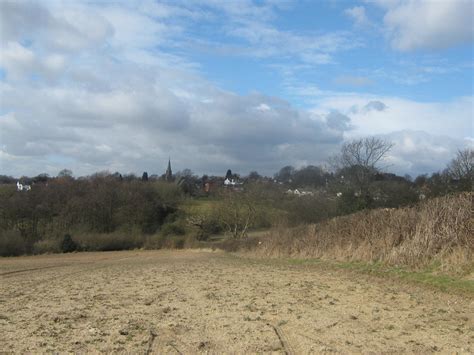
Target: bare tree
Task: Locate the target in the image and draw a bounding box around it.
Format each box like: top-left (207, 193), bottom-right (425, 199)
top-left (445, 148), bottom-right (473, 181)
top-left (175, 168), bottom-right (195, 178)
top-left (330, 137), bottom-right (394, 208)
top-left (338, 137), bottom-right (394, 170)
top-left (217, 190), bottom-right (256, 239)
top-left (58, 169), bottom-right (73, 178)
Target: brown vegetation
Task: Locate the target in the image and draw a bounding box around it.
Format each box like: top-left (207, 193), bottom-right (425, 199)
top-left (250, 192), bottom-right (473, 273)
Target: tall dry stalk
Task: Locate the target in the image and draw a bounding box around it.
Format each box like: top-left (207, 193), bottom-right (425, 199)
top-left (255, 192), bottom-right (473, 272)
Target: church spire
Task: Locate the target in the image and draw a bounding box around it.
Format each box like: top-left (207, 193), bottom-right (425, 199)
top-left (165, 157), bottom-right (173, 181)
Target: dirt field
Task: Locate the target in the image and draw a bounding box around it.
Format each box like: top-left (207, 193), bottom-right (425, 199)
top-left (1, 250), bottom-right (473, 353)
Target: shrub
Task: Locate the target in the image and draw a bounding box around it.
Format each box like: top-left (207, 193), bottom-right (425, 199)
top-left (74, 232), bottom-right (145, 251)
top-left (33, 238), bottom-right (61, 254)
top-left (156, 235), bottom-right (186, 249)
top-left (143, 234), bottom-right (165, 250)
top-left (172, 237), bottom-right (185, 249)
top-left (283, 195), bottom-right (337, 224)
top-left (160, 222), bottom-right (186, 237)
top-left (215, 236), bottom-right (261, 253)
top-left (61, 234), bottom-right (78, 253)
top-left (0, 230), bottom-right (27, 256)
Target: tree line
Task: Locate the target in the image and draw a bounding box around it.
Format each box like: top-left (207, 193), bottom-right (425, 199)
top-left (0, 175), bottom-right (182, 255)
top-left (0, 138), bottom-right (471, 256)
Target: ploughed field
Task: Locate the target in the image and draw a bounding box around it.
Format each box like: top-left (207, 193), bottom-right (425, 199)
top-left (1, 250), bottom-right (473, 353)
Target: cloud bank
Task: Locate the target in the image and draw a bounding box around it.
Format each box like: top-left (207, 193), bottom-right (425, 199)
top-left (373, 0), bottom-right (474, 51)
top-left (0, 1), bottom-right (472, 178)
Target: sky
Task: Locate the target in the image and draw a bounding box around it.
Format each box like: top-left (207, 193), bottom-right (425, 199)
top-left (0, 0), bottom-right (473, 178)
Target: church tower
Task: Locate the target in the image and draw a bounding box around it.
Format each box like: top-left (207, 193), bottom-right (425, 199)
top-left (165, 158), bottom-right (173, 181)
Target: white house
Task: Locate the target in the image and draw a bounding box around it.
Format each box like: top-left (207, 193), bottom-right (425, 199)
top-left (224, 178), bottom-right (235, 186)
top-left (286, 188), bottom-right (314, 197)
top-left (17, 181), bottom-right (31, 191)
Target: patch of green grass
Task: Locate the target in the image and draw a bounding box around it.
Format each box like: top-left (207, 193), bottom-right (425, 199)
top-left (328, 260), bottom-right (473, 294)
top-left (286, 258), bottom-right (324, 266)
top-left (385, 268), bottom-right (474, 294)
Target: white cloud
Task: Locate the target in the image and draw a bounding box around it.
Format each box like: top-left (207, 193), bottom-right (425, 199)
top-left (97, 6), bottom-right (174, 49)
top-left (43, 54), bottom-right (66, 73)
top-left (345, 6), bottom-right (370, 28)
top-left (221, 21), bottom-right (360, 65)
top-left (255, 103), bottom-right (271, 112)
top-left (0, 41), bottom-right (69, 81)
top-left (383, 130), bottom-right (472, 176)
top-left (303, 92), bottom-right (473, 175)
top-left (316, 94), bottom-right (472, 140)
top-left (0, 112), bottom-right (22, 131)
top-left (0, 42), bottom-right (35, 78)
top-left (0, 0), bottom-right (471, 178)
top-left (377, 0), bottom-right (474, 51)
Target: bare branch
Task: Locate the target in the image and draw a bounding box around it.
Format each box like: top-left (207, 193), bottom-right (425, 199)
top-left (338, 137), bottom-right (394, 170)
top-left (446, 148), bottom-right (474, 181)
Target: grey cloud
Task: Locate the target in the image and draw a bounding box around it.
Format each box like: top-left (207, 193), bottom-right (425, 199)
top-left (349, 100), bottom-right (387, 114)
top-left (0, 1), bottom-right (51, 41)
top-left (1, 73), bottom-right (348, 176)
top-left (187, 92), bottom-right (346, 149)
top-left (363, 100), bottom-right (387, 112)
top-left (0, 1), bottom-right (113, 53)
top-left (326, 111), bottom-right (352, 131)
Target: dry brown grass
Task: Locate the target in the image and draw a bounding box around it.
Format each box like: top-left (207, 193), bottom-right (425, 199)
top-left (253, 192), bottom-right (473, 273)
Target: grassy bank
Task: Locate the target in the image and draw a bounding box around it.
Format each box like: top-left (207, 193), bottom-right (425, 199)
top-left (221, 192), bottom-right (473, 275)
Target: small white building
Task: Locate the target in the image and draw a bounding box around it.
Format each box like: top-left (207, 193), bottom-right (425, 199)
top-left (286, 188), bottom-right (314, 197)
top-left (17, 181), bottom-right (31, 191)
top-left (224, 178), bottom-right (235, 186)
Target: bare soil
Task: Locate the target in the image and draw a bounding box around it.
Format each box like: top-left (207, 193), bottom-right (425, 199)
top-left (1, 250), bottom-right (473, 353)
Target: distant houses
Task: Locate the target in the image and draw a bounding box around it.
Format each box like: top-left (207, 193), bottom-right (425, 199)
top-left (223, 178), bottom-right (243, 187)
top-left (286, 188), bottom-right (314, 197)
top-left (224, 177), bottom-right (244, 191)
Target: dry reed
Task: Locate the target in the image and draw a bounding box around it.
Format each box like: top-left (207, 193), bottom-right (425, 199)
top-left (254, 192), bottom-right (473, 272)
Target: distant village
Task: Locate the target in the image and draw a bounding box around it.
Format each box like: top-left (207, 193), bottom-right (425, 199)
top-left (12, 158), bottom-right (316, 197)
top-left (8, 147), bottom-right (472, 204)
